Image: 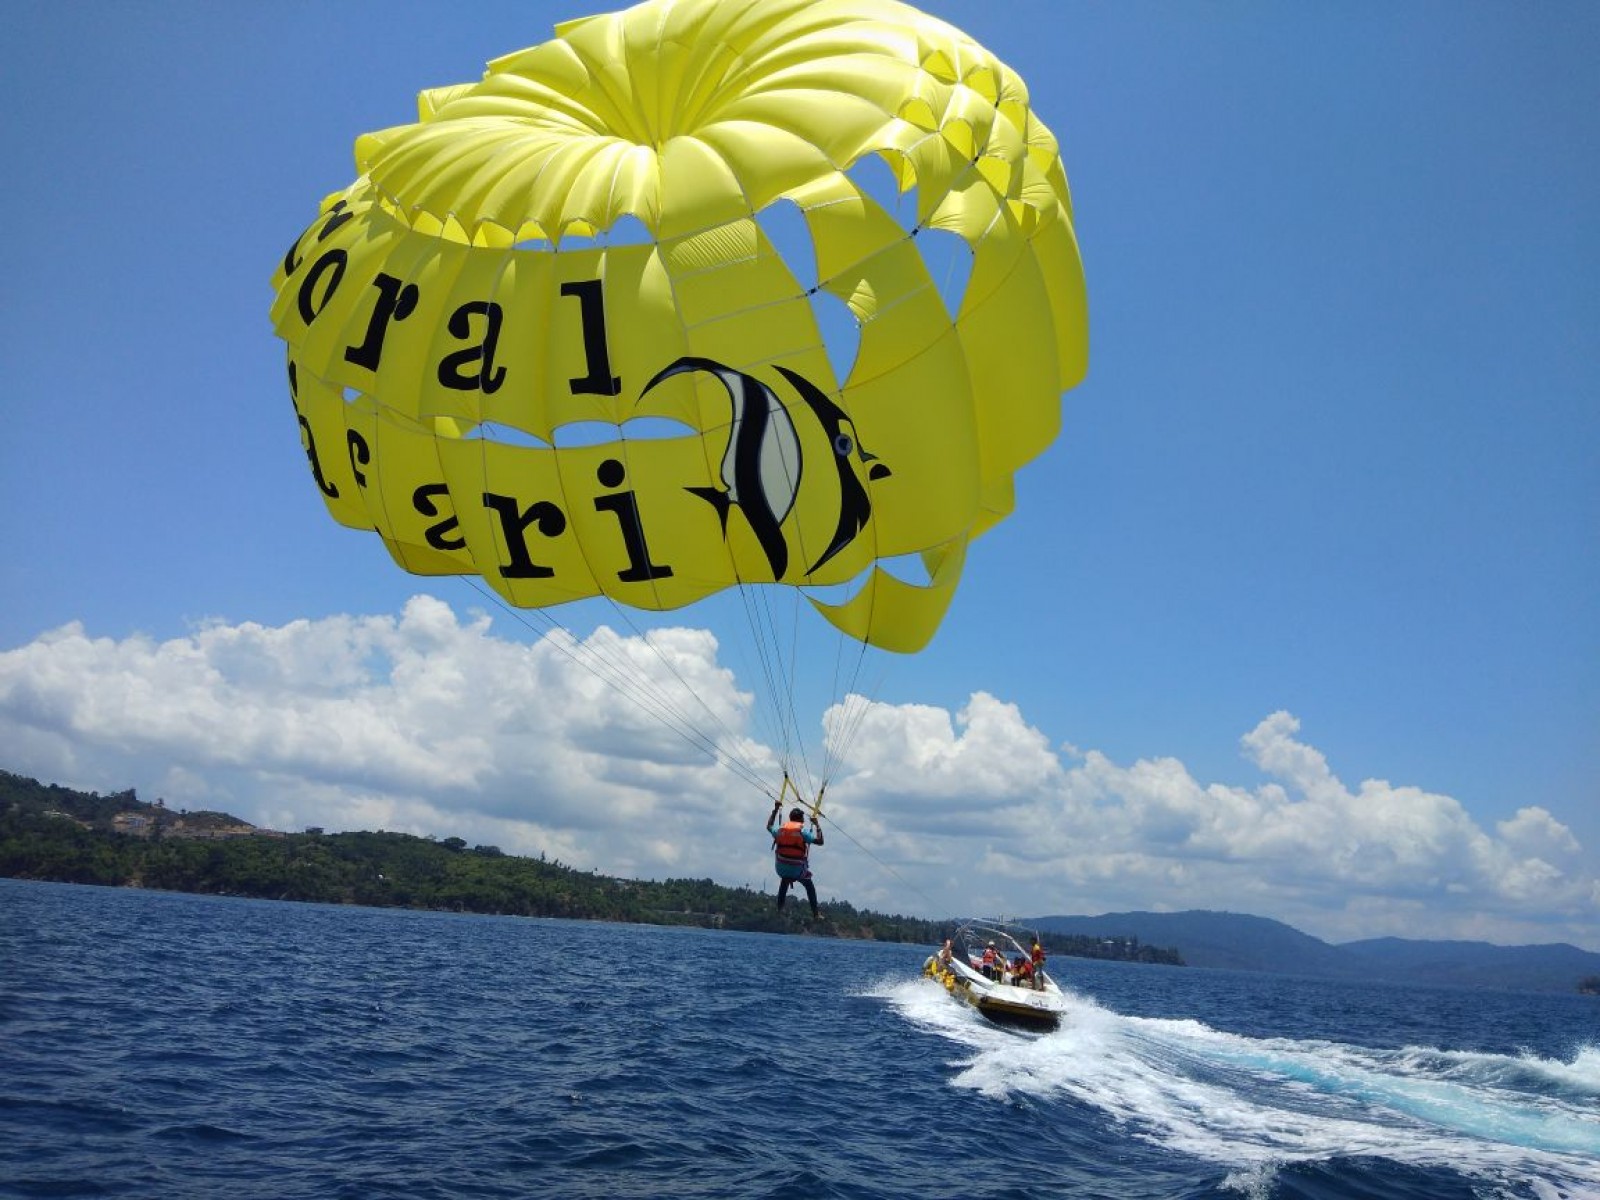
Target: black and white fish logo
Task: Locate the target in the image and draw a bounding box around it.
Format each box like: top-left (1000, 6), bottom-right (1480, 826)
top-left (640, 356), bottom-right (890, 580)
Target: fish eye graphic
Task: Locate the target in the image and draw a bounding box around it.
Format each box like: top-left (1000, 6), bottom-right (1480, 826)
top-left (830, 428), bottom-right (891, 481)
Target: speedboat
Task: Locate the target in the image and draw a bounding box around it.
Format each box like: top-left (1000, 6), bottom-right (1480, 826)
top-left (922, 919), bottom-right (1068, 1032)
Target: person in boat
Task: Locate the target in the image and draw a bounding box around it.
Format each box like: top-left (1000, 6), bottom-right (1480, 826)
top-left (980, 940), bottom-right (1002, 981)
top-left (1012, 954), bottom-right (1034, 986)
top-left (768, 802), bottom-right (824, 919)
top-left (1030, 936), bottom-right (1047, 990)
top-left (937, 938), bottom-right (954, 965)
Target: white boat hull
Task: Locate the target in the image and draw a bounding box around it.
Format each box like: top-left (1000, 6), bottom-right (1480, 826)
top-left (923, 953), bottom-right (1067, 1031)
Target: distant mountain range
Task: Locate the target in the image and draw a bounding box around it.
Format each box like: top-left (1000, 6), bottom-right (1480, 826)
top-left (1032, 910), bottom-right (1600, 994)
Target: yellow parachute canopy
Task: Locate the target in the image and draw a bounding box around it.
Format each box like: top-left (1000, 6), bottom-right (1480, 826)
top-left (271, 0), bottom-right (1087, 654)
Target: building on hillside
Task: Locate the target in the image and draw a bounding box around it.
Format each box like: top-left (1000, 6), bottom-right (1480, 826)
top-left (111, 812), bottom-right (154, 838)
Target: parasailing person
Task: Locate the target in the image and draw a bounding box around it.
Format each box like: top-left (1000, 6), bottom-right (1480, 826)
top-left (768, 799), bottom-right (825, 920)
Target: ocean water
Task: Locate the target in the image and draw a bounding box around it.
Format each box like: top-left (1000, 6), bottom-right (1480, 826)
top-left (1, 879), bottom-right (1596, 1199)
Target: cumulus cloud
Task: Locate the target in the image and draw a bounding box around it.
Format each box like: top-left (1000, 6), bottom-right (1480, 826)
top-left (1, 603), bottom-right (1594, 949)
top-left (0, 599), bottom-right (757, 876)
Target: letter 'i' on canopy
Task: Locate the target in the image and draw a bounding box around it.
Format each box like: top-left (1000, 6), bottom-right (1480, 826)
top-left (270, 0), bottom-right (1087, 659)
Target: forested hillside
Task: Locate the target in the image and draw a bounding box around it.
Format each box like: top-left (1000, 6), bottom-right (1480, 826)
top-left (0, 770), bottom-right (921, 938)
top-left (2, 770), bottom-right (1183, 965)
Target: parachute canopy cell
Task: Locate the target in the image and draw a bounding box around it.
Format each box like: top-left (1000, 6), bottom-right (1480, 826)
top-left (271, 0), bottom-right (1087, 654)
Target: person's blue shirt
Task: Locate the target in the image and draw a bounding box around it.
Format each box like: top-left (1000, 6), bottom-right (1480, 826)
top-left (769, 816), bottom-right (819, 879)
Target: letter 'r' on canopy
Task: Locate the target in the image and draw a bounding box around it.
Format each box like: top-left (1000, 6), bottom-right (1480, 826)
top-left (271, 0), bottom-right (1087, 655)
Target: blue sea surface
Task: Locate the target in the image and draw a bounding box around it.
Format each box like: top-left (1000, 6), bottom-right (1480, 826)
top-left (1, 878), bottom-right (1596, 1199)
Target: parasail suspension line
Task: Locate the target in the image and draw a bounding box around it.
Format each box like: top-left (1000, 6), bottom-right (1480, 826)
top-left (459, 577), bottom-right (781, 804)
top-left (774, 772), bottom-right (824, 822)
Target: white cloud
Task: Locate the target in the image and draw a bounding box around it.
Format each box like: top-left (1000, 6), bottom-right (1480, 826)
top-left (1, 604), bottom-right (1595, 950)
top-left (1496, 806), bottom-right (1581, 859)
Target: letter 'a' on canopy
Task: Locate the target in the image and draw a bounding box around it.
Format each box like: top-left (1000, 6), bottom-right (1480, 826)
top-left (271, 0), bottom-right (1087, 655)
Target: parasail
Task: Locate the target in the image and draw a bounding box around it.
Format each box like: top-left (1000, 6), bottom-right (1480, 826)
top-left (270, 0), bottom-right (1087, 800)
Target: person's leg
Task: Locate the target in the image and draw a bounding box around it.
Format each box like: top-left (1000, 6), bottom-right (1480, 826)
top-left (801, 877), bottom-right (819, 918)
top-left (776, 878), bottom-right (792, 908)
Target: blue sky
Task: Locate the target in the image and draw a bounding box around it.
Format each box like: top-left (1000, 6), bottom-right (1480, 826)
top-left (2, 2), bottom-right (1595, 949)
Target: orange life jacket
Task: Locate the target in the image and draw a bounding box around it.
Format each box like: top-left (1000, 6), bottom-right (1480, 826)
top-left (774, 820), bottom-right (809, 866)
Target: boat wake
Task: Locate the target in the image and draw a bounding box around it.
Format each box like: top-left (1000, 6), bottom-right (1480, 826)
top-left (873, 977), bottom-right (1600, 1197)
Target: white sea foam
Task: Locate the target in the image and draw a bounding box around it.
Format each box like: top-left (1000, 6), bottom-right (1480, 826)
top-left (1524, 1045), bottom-right (1600, 1097)
top-left (879, 980), bottom-right (1600, 1196)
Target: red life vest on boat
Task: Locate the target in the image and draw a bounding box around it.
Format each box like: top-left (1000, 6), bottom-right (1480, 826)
top-left (774, 821), bottom-right (809, 866)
